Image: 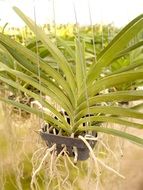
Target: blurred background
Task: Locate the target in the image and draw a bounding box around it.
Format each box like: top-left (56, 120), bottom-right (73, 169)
top-left (0, 0), bottom-right (143, 189)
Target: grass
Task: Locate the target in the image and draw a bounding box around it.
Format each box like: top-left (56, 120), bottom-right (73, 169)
top-left (0, 103), bottom-right (40, 190)
top-left (0, 102), bottom-right (127, 190)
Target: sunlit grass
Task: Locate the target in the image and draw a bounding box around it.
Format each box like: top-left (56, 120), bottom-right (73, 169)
top-left (0, 103), bottom-right (41, 190)
top-left (0, 103), bottom-right (126, 190)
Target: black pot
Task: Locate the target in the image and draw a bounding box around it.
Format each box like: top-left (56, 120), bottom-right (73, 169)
top-left (40, 131), bottom-right (97, 161)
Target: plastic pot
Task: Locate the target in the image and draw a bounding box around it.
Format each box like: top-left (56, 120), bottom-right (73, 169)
top-left (40, 131), bottom-right (97, 161)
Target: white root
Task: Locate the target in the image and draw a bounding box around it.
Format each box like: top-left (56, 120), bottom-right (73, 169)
top-left (98, 139), bottom-right (119, 162)
top-left (30, 144), bottom-right (56, 190)
top-left (78, 135), bottom-right (125, 179)
top-left (64, 151), bottom-right (80, 187)
top-left (73, 146), bottom-right (78, 164)
top-left (31, 100), bottom-right (50, 114)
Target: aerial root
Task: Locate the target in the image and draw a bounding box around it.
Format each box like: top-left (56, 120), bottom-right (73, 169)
top-left (79, 135), bottom-right (125, 179)
top-left (64, 150), bottom-right (80, 187)
top-left (30, 144), bottom-right (56, 190)
top-left (45, 146), bottom-right (79, 190)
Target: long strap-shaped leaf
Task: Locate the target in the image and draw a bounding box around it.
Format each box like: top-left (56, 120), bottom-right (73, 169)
top-left (110, 57), bottom-right (143, 75)
top-left (111, 40), bottom-right (143, 62)
top-left (57, 37), bottom-right (76, 62)
top-left (0, 45), bottom-right (15, 69)
top-left (74, 116), bottom-right (143, 130)
top-left (77, 90), bottom-right (143, 111)
top-left (0, 97), bottom-right (71, 133)
top-left (79, 70), bottom-right (143, 103)
top-left (78, 126), bottom-right (143, 146)
top-left (0, 62), bottom-right (73, 115)
top-left (75, 106), bottom-right (143, 122)
top-left (0, 75), bottom-right (71, 129)
top-left (91, 70), bottom-right (143, 96)
top-left (75, 39), bottom-right (86, 95)
top-left (87, 14), bottom-right (143, 84)
top-left (131, 102), bottom-right (143, 110)
top-left (13, 6), bottom-right (77, 95)
top-left (0, 33), bottom-right (75, 104)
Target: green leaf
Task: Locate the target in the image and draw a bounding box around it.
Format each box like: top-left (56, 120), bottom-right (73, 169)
top-left (92, 70), bottom-right (143, 95)
top-left (0, 96), bottom-right (71, 133)
top-left (0, 33), bottom-right (75, 104)
top-left (78, 126), bottom-right (143, 146)
top-left (13, 6), bottom-right (77, 95)
top-left (0, 62), bottom-right (73, 115)
top-left (77, 90), bottom-right (143, 110)
top-left (0, 75), bottom-right (71, 129)
top-left (79, 70), bottom-right (143, 103)
top-left (110, 56), bottom-right (143, 75)
top-left (87, 14), bottom-right (143, 84)
top-left (112, 40), bottom-right (143, 61)
top-left (75, 106), bottom-right (143, 122)
top-left (74, 115), bottom-right (143, 129)
top-left (131, 102), bottom-right (143, 111)
top-left (57, 37), bottom-right (76, 61)
top-left (75, 38), bottom-right (86, 95)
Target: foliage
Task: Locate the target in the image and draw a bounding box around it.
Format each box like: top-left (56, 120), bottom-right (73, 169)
top-left (0, 7), bottom-right (143, 145)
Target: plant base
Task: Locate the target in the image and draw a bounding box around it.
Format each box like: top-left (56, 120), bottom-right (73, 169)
top-left (40, 131), bottom-right (97, 161)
